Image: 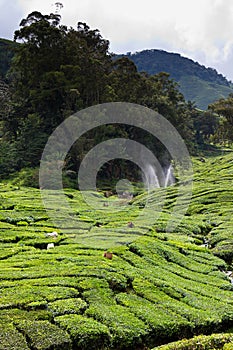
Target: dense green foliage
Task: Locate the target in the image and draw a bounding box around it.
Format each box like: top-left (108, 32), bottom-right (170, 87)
top-left (2, 39), bottom-right (233, 112)
top-left (0, 38), bottom-right (17, 79)
top-left (1, 12), bottom-right (233, 179)
top-left (118, 50), bottom-right (233, 110)
top-left (152, 333), bottom-right (233, 350)
top-left (0, 151), bottom-right (232, 349)
top-left (0, 12), bottom-right (197, 178)
top-left (209, 94), bottom-right (233, 144)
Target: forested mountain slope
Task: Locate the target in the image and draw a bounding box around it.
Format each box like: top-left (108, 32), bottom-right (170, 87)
top-left (2, 37), bottom-right (233, 110)
top-left (0, 38), bottom-right (17, 78)
top-left (119, 50), bottom-right (233, 110)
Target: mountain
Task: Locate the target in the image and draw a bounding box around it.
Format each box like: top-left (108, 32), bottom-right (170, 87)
top-left (0, 38), bottom-right (17, 79)
top-left (119, 49), bottom-right (233, 110)
top-left (1, 38), bottom-right (233, 110)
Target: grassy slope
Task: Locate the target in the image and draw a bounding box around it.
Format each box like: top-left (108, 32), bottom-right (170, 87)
top-left (179, 75), bottom-right (233, 110)
top-left (0, 151), bottom-right (232, 349)
top-left (122, 50), bottom-right (233, 110)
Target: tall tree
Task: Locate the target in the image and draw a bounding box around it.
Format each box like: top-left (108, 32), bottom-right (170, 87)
top-left (209, 94), bottom-right (233, 143)
top-left (12, 12), bottom-right (112, 131)
top-left (12, 11), bottom-right (68, 132)
top-left (209, 94), bottom-right (233, 125)
top-left (0, 11), bottom-right (196, 178)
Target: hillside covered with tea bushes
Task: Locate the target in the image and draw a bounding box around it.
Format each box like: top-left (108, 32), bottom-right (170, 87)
top-left (0, 151), bottom-right (232, 349)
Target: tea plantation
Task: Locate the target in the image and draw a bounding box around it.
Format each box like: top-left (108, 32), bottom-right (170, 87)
top-left (0, 152), bottom-right (233, 349)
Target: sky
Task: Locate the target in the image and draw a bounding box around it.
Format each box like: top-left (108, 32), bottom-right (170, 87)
top-left (1, 0), bottom-right (233, 81)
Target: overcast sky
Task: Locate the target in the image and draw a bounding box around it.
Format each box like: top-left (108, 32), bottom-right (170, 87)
top-left (1, 0), bottom-right (233, 80)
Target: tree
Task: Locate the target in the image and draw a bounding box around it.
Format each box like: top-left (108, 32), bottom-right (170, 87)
top-left (12, 12), bottom-right (112, 130)
top-left (0, 79), bottom-right (19, 139)
top-left (5, 11), bottom-right (114, 170)
top-left (1, 11), bottom-right (196, 179)
top-left (63, 23), bottom-right (112, 107)
top-left (12, 12), bottom-right (68, 132)
top-left (0, 79), bottom-right (11, 127)
top-left (108, 57), bottom-right (142, 102)
top-left (209, 94), bottom-right (233, 125)
top-left (209, 94), bottom-right (233, 143)
top-left (192, 109), bottom-right (218, 145)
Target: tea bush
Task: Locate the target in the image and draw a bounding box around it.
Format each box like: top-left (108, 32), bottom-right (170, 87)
top-left (0, 323), bottom-right (30, 350)
top-left (0, 152), bottom-right (232, 349)
top-left (152, 333), bottom-right (233, 350)
top-left (55, 314), bottom-right (111, 350)
top-left (16, 320), bottom-right (72, 350)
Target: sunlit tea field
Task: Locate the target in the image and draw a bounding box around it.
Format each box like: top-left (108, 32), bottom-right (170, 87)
top-left (0, 152), bottom-right (233, 349)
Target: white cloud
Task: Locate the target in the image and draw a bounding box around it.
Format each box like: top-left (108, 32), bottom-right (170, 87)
top-left (0, 0), bottom-right (23, 39)
top-left (4, 0), bottom-right (233, 79)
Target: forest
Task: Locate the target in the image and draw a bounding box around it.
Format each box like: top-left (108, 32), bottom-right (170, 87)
top-left (119, 49), bottom-right (233, 110)
top-left (0, 11), bottom-right (232, 183)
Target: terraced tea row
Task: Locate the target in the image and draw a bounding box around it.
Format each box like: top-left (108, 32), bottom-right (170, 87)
top-left (0, 151), bottom-right (232, 349)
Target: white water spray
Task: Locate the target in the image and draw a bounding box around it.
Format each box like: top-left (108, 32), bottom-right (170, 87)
top-left (164, 164), bottom-right (175, 187)
top-left (143, 164), bottom-right (160, 189)
top-left (143, 163), bottom-right (175, 189)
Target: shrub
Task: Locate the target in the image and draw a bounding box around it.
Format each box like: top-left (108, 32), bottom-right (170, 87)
top-left (85, 303), bottom-right (149, 349)
top-left (16, 320), bottom-right (72, 350)
top-left (116, 293), bottom-right (191, 344)
top-left (0, 285), bottom-right (79, 308)
top-left (55, 314), bottom-right (111, 349)
top-left (0, 323), bottom-right (30, 350)
top-left (152, 333), bottom-right (233, 350)
top-left (47, 298), bottom-right (87, 316)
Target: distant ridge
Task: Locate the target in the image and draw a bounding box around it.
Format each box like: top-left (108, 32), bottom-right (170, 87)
top-left (119, 49), bottom-right (233, 110)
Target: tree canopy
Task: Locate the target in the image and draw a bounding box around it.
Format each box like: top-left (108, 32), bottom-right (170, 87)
top-left (1, 11), bottom-right (226, 180)
top-left (208, 94), bottom-right (233, 144)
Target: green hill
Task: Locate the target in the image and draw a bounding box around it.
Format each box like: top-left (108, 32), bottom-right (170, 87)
top-left (119, 50), bottom-right (233, 110)
top-left (2, 38), bottom-right (232, 110)
top-left (0, 38), bottom-right (17, 79)
top-left (179, 74), bottom-right (233, 109)
top-left (0, 150), bottom-right (232, 349)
